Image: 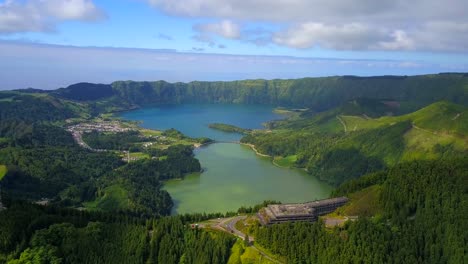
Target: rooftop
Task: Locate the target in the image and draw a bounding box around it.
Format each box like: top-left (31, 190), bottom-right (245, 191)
top-left (264, 197), bottom-right (349, 219)
top-left (268, 204), bottom-right (315, 218)
top-left (306, 197), bottom-right (349, 208)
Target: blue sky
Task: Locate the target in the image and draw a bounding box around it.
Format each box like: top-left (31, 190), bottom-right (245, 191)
top-left (0, 0), bottom-right (467, 89)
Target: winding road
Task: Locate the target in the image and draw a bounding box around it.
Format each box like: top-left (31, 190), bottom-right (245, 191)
top-left (196, 216), bottom-right (284, 264)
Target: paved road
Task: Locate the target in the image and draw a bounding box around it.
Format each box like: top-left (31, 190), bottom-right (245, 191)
top-left (195, 216), bottom-right (283, 264)
top-left (208, 216), bottom-right (248, 240)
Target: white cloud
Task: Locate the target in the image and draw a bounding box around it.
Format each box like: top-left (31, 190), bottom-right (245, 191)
top-left (273, 23), bottom-right (387, 50)
top-left (273, 23), bottom-right (419, 51)
top-left (147, 0), bottom-right (397, 23)
top-left (411, 22), bottom-right (468, 52)
top-left (378, 30), bottom-right (414, 51)
top-left (147, 0), bottom-right (468, 52)
top-left (147, 0), bottom-right (467, 24)
top-left (192, 20), bottom-right (240, 47)
top-left (194, 20), bottom-right (240, 39)
top-left (0, 0), bottom-right (105, 34)
top-left (44, 0), bottom-right (103, 20)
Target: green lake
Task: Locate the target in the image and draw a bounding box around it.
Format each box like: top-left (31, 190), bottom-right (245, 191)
top-left (120, 104), bottom-right (333, 214)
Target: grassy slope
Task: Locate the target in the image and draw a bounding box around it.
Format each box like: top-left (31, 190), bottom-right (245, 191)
top-left (339, 101), bottom-right (468, 161)
top-left (227, 240), bottom-right (280, 264)
top-left (246, 101), bottom-right (467, 185)
top-left (341, 101), bottom-right (468, 134)
top-left (0, 165), bottom-right (7, 180)
top-left (339, 185), bottom-right (383, 217)
top-left (281, 100), bottom-right (467, 135)
top-left (83, 184), bottom-right (131, 211)
top-left (273, 155), bottom-right (297, 168)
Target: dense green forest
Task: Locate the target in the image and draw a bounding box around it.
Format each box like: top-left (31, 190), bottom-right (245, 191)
top-left (0, 92), bottom-right (86, 145)
top-left (0, 203), bottom-right (235, 263)
top-left (254, 158), bottom-right (467, 264)
top-left (1, 73), bottom-right (467, 263)
top-left (1, 159), bottom-right (465, 263)
top-left (82, 130), bottom-right (147, 150)
top-left (0, 144), bottom-right (200, 216)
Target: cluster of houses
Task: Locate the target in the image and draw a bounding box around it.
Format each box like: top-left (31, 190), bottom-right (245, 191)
top-left (67, 122), bottom-right (132, 134)
top-left (141, 136), bottom-right (174, 148)
top-left (66, 122), bottom-right (133, 152)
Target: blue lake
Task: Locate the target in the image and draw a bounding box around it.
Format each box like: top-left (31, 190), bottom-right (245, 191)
top-left (120, 104), bottom-right (282, 141)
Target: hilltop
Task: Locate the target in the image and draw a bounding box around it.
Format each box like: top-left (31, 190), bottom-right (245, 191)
top-left (45, 73), bottom-right (468, 113)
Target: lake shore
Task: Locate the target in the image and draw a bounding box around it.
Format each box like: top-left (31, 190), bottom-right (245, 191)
top-left (239, 143), bottom-right (271, 158)
top-left (163, 142), bottom-right (332, 214)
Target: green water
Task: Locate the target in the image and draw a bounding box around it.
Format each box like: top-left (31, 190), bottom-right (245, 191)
top-left (165, 143), bottom-right (332, 214)
top-left (120, 104), bottom-right (333, 214)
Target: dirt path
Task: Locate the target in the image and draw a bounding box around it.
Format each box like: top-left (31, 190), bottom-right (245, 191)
top-left (412, 123), bottom-right (436, 135)
top-left (362, 114), bottom-right (371, 120)
top-left (336, 116), bottom-right (348, 132)
top-left (452, 113), bottom-right (461, 120)
top-left (240, 143), bottom-right (271, 157)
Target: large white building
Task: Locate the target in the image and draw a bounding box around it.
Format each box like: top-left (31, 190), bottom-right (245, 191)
top-left (258, 197), bottom-right (349, 225)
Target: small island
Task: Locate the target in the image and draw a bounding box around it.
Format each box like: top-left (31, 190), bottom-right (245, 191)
top-left (208, 123), bottom-right (251, 134)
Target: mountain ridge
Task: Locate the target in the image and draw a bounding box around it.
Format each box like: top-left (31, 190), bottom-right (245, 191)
top-left (38, 73), bottom-right (468, 114)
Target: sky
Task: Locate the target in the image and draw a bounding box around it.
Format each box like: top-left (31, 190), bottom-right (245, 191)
top-left (0, 0), bottom-right (468, 90)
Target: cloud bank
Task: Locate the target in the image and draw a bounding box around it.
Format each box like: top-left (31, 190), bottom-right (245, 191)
top-left (147, 0), bottom-right (468, 52)
top-left (0, 0), bottom-right (105, 34)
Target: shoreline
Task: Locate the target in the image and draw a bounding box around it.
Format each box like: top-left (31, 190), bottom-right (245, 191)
top-left (193, 140), bottom-right (217, 149)
top-left (239, 143), bottom-right (271, 158)
top-left (199, 141), bottom-right (304, 171)
top-left (271, 159), bottom-right (290, 169)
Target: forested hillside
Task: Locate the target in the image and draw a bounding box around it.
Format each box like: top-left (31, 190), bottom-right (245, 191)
top-left (0, 90), bottom-right (205, 216)
top-left (254, 158), bottom-right (467, 264)
top-left (0, 144), bottom-right (200, 216)
top-left (0, 92), bottom-right (87, 145)
top-left (241, 101), bottom-right (467, 185)
top-left (0, 203), bottom-right (235, 263)
top-left (51, 73), bottom-right (468, 113)
top-left (1, 158), bottom-right (465, 263)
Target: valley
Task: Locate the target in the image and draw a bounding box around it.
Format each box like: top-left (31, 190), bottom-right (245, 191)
top-left (0, 74), bottom-right (467, 263)
top-left (119, 104), bottom-right (332, 214)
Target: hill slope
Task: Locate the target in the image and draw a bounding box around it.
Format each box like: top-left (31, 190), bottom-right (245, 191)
top-left (242, 101), bottom-right (468, 185)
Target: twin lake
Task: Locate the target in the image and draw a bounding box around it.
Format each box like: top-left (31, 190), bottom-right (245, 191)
top-left (120, 104), bottom-right (332, 214)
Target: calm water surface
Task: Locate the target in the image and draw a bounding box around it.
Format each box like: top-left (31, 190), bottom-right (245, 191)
top-left (120, 104), bottom-right (332, 214)
top-left (120, 104), bottom-right (281, 141)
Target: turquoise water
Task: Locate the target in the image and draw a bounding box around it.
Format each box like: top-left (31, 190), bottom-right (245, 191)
top-left (119, 104), bottom-right (281, 141)
top-left (120, 104), bottom-right (332, 214)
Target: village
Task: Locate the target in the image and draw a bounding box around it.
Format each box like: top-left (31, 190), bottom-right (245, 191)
top-left (66, 121), bottom-right (131, 150)
top-left (66, 121), bottom-right (191, 162)
top-left (67, 121), bottom-right (133, 134)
